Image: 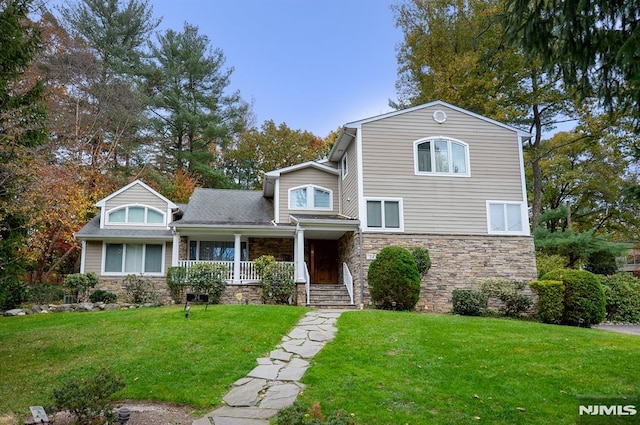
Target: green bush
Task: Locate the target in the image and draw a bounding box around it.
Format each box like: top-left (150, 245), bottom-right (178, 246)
top-left (410, 247), bottom-right (432, 277)
top-left (28, 283), bottom-right (64, 304)
top-left (0, 277), bottom-right (28, 311)
top-left (535, 252), bottom-right (567, 278)
top-left (89, 289), bottom-right (117, 304)
top-left (585, 249), bottom-right (619, 276)
top-left (166, 266), bottom-right (188, 303)
top-left (51, 367), bottom-right (124, 424)
top-left (368, 246), bottom-right (421, 310)
top-left (452, 289), bottom-right (488, 316)
top-left (123, 274), bottom-right (160, 304)
top-left (186, 263), bottom-right (228, 304)
top-left (529, 280), bottom-right (564, 324)
top-left (601, 273), bottom-right (640, 323)
top-left (256, 255), bottom-right (296, 304)
top-left (63, 272), bottom-right (98, 302)
top-left (541, 269), bottom-right (606, 326)
top-left (478, 278), bottom-right (532, 317)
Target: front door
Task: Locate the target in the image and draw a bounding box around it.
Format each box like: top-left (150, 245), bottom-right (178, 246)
top-left (309, 239), bottom-right (338, 284)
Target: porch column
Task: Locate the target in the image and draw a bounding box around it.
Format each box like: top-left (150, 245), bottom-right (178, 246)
top-left (233, 233), bottom-right (242, 284)
top-left (171, 231), bottom-right (179, 267)
top-left (295, 226), bottom-right (305, 283)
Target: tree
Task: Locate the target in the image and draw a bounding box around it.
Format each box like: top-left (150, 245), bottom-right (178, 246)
top-left (145, 23), bottom-right (249, 187)
top-left (392, 0), bottom-right (575, 226)
top-left (507, 0), bottom-right (640, 119)
top-left (224, 120), bottom-right (329, 189)
top-left (0, 0), bottom-right (47, 297)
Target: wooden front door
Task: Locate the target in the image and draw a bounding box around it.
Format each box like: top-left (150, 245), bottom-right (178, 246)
top-left (309, 239), bottom-right (338, 284)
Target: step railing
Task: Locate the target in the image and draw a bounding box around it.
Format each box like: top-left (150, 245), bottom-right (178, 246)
top-left (304, 262), bottom-right (310, 304)
top-left (343, 262), bottom-right (354, 304)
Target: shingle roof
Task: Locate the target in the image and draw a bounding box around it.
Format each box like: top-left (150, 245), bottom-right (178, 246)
top-left (75, 216), bottom-right (174, 239)
top-left (175, 188), bottom-right (274, 225)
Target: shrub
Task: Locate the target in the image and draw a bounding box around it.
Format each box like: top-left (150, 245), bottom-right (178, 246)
top-left (585, 249), bottom-right (620, 276)
top-left (368, 246), bottom-right (421, 310)
top-left (478, 278), bottom-right (532, 317)
top-left (51, 367), bottom-right (124, 424)
top-left (541, 269), bottom-right (606, 326)
top-left (600, 273), bottom-right (640, 323)
top-left (166, 266), bottom-right (188, 303)
top-left (89, 289), bottom-right (117, 304)
top-left (63, 272), bottom-right (98, 302)
top-left (410, 247), bottom-right (431, 277)
top-left (28, 283), bottom-right (64, 304)
top-left (535, 252), bottom-right (567, 278)
top-left (529, 280), bottom-right (564, 324)
top-left (123, 274), bottom-right (160, 304)
top-left (0, 277), bottom-right (28, 311)
top-left (452, 289), bottom-right (488, 316)
top-left (186, 263), bottom-right (228, 304)
top-left (256, 256), bottom-right (296, 304)
top-left (274, 402), bottom-right (356, 425)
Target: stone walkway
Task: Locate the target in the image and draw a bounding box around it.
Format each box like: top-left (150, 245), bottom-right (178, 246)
top-left (193, 310), bottom-right (343, 425)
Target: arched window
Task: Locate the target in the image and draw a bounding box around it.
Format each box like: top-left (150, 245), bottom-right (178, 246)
top-left (414, 137), bottom-right (470, 176)
top-left (288, 185), bottom-right (333, 210)
top-left (107, 205), bottom-right (166, 225)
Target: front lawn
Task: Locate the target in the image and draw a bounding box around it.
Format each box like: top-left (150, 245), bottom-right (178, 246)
top-left (298, 311), bottom-right (640, 425)
top-left (0, 305), bottom-right (307, 416)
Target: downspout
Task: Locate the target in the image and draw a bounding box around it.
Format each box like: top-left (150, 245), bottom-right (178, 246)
top-left (358, 225), bottom-right (364, 310)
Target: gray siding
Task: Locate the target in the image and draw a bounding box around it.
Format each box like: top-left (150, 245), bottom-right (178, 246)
top-left (277, 167), bottom-right (339, 223)
top-left (104, 184), bottom-right (171, 229)
top-left (360, 105), bottom-right (524, 235)
top-left (341, 141), bottom-right (359, 218)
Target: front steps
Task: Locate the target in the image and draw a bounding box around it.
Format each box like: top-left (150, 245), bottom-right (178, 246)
top-left (307, 284), bottom-right (356, 309)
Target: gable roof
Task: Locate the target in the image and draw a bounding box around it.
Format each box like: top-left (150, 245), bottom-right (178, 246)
top-left (328, 100), bottom-right (531, 161)
top-left (95, 179), bottom-right (178, 209)
top-left (174, 188), bottom-right (274, 226)
top-left (263, 161), bottom-right (339, 197)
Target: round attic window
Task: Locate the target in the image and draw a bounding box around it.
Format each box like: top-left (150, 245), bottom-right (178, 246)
top-left (433, 110), bottom-right (447, 124)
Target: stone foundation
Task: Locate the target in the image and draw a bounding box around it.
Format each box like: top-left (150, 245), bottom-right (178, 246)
top-left (340, 233), bottom-right (538, 313)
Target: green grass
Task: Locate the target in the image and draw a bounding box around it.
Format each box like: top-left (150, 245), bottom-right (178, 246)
top-left (0, 305), bottom-right (307, 415)
top-left (298, 311), bottom-right (640, 425)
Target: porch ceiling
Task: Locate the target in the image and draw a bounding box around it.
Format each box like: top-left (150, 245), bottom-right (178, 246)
top-left (290, 214), bottom-right (360, 240)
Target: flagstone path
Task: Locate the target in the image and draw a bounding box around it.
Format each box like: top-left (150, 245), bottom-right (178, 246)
top-left (192, 310), bottom-right (343, 425)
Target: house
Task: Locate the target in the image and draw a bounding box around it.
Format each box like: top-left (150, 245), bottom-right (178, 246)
top-left (75, 101), bottom-right (538, 311)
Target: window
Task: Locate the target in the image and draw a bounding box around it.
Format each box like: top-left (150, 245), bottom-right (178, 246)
top-left (104, 243), bottom-right (163, 274)
top-left (365, 199), bottom-right (402, 230)
top-left (288, 185), bottom-right (333, 210)
top-left (189, 241), bottom-right (248, 261)
top-left (414, 137), bottom-right (469, 176)
top-left (106, 205), bottom-right (166, 225)
top-left (487, 202), bottom-right (525, 234)
top-left (341, 153), bottom-right (348, 179)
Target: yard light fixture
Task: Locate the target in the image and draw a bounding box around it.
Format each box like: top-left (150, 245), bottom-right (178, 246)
top-left (117, 407), bottom-right (130, 425)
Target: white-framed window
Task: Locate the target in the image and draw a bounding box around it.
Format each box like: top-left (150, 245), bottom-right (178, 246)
top-left (365, 198), bottom-right (403, 231)
top-left (341, 153), bottom-right (348, 179)
top-left (103, 242), bottom-right (164, 275)
top-left (106, 205), bottom-right (166, 225)
top-left (486, 201), bottom-right (526, 235)
top-left (288, 185), bottom-right (333, 210)
top-left (414, 137), bottom-right (470, 176)
top-left (188, 240), bottom-right (248, 261)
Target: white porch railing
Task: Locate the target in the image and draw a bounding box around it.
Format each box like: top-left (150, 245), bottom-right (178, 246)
top-left (304, 262), bottom-right (310, 304)
top-left (343, 262), bottom-right (354, 304)
top-left (177, 260), bottom-right (294, 283)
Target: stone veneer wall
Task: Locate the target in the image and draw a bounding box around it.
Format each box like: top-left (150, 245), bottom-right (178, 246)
top-left (248, 238), bottom-right (294, 261)
top-left (339, 233), bottom-right (538, 313)
top-left (96, 276), bottom-right (172, 304)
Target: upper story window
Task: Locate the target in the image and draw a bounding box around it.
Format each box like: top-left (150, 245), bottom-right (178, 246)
top-left (341, 153), bottom-right (348, 179)
top-left (288, 185), bottom-right (333, 210)
top-left (414, 137), bottom-right (470, 176)
top-left (107, 205), bottom-right (166, 225)
top-left (487, 201), bottom-right (526, 235)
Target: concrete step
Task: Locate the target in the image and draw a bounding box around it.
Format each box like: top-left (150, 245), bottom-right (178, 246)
top-left (308, 284), bottom-right (353, 307)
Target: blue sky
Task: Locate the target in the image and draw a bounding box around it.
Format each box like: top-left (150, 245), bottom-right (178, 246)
top-left (153, 1), bottom-right (403, 137)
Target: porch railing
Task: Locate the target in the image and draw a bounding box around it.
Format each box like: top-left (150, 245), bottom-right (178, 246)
top-left (343, 262), bottom-right (354, 304)
top-left (304, 262), bottom-right (310, 304)
top-left (177, 260), bottom-right (295, 283)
